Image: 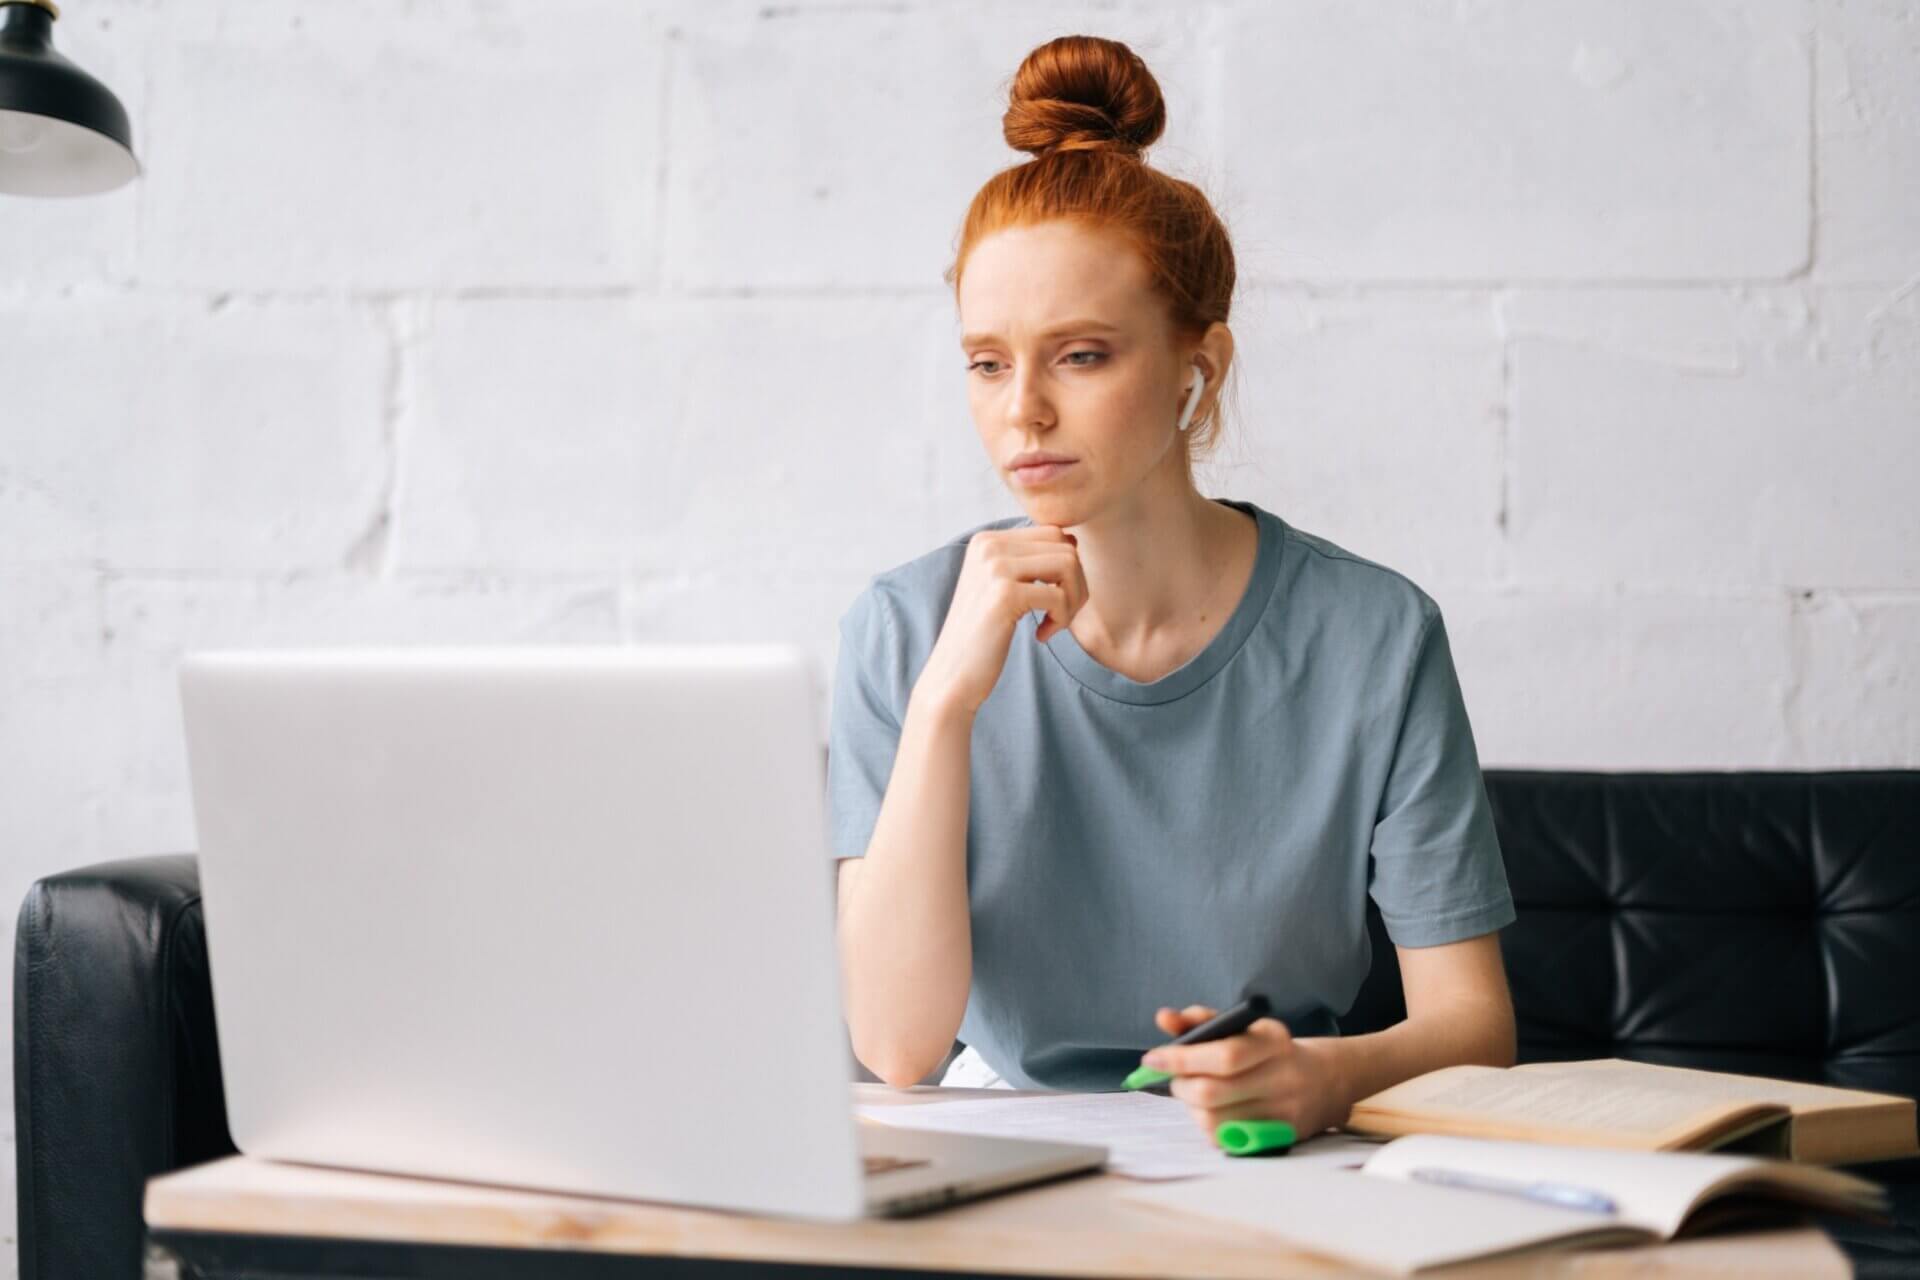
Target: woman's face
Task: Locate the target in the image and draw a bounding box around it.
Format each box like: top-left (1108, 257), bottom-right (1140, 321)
top-left (957, 220), bottom-right (1194, 528)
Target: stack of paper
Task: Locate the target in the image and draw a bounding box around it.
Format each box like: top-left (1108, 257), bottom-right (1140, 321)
top-left (855, 1091), bottom-right (1382, 1180)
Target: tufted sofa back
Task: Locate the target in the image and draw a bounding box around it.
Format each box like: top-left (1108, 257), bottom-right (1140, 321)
top-left (1345, 770), bottom-right (1920, 1106)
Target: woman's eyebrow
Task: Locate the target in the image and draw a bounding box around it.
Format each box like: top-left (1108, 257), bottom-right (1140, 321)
top-left (961, 318), bottom-right (1123, 346)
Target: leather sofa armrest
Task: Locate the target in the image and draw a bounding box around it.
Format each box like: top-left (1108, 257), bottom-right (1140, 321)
top-left (13, 854), bottom-right (233, 1280)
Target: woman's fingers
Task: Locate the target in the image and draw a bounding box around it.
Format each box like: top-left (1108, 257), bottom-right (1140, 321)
top-left (1144, 1013), bottom-right (1297, 1081)
top-left (1011, 581), bottom-right (1072, 641)
top-left (996, 548), bottom-right (1088, 634)
top-left (998, 548), bottom-right (1084, 596)
top-left (1152, 1019), bottom-right (1291, 1078)
top-left (1009, 581), bottom-right (1070, 636)
top-left (1170, 1070), bottom-right (1274, 1113)
top-left (994, 549), bottom-right (1086, 642)
top-left (926, 526), bottom-right (1084, 714)
top-left (1149, 1005), bottom-right (1217, 1053)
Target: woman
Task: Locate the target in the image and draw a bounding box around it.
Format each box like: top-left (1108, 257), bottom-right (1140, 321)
top-left (828, 35), bottom-right (1516, 1145)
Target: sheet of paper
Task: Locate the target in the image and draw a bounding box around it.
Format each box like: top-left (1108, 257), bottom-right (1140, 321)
top-left (1121, 1163), bottom-right (1637, 1274)
top-left (855, 1091), bottom-right (1383, 1180)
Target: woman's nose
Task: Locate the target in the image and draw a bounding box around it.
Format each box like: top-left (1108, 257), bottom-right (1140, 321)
top-left (1005, 369), bottom-right (1054, 431)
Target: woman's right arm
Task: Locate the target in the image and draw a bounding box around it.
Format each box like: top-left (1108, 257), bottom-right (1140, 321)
top-left (835, 688), bottom-right (975, 1087)
top-left (835, 526), bottom-right (1087, 1087)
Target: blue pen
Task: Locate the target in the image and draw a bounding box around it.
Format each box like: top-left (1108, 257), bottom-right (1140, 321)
top-left (1407, 1167), bottom-right (1618, 1215)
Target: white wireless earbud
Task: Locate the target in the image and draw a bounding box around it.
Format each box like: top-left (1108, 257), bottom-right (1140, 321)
top-left (1175, 364), bottom-right (1206, 433)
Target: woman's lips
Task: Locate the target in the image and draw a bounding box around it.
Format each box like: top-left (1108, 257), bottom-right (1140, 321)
top-left (1010, 460), bottom-right (1076, 486)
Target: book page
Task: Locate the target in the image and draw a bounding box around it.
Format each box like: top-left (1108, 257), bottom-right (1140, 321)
top-left (1362, 1133), bottom-right (1883, 1239)
top-left (1518, 1060), bottom-right (1920, 1162)
top-left (1122, 1163), bottom-right (1643, 1273)
top-left (1350, 1064), bottom-right (1766, 1146)
top-left (1521, 1058), bottom-right (1899, 1112)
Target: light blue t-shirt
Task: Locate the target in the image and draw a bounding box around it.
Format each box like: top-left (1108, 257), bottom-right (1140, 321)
top-left (826, 499), bottom-right (1516, 1092)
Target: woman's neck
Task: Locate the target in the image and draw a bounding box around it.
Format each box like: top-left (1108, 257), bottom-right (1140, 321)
top-left (1062, 466), bottom-right (1258, 671)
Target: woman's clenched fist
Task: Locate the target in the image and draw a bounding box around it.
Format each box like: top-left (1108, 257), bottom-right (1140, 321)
top-left (913, 526), bottom-right (1090, 716)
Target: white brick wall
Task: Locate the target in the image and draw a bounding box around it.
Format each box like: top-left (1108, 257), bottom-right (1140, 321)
top-left (2, 0), bottom-right (1915, 1268)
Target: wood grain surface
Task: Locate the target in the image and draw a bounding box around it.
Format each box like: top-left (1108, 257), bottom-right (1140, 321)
top-left (144, 1083), bottom-right (1850, 1279)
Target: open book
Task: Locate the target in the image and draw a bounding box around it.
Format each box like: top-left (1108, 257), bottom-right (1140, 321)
top-left (1123, 1133), bottom-right (1889, 1274)
top-left (1346, 1058), bottom-right (1919, 1164)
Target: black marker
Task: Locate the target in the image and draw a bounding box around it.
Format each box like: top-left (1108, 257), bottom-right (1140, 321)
top-left (1121, 993), bottom-right (1273, 1091)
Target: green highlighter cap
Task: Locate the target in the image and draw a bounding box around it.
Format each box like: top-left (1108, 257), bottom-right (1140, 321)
top-left (1215, 1119), bottom-right (1296, 1156)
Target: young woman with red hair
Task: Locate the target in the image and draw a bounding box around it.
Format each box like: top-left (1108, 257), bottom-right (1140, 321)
top-left (828, 35), bottom-right (1517, 1146)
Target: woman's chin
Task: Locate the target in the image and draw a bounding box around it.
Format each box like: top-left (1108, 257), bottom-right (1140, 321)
top-left (1017, 498), bottom-right (1085, 529)
top-left (1013, 483), bottom-right (1100, 526)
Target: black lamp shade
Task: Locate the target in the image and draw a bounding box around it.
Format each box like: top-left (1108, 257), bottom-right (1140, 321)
top-left (0, 1), bottom-right (139, 196)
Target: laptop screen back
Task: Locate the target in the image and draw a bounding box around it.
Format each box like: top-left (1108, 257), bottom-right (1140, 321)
top-left (179, 645), bottom-right (867, 1219)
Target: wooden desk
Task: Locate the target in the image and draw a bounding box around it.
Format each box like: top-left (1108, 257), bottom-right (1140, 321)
top-left (144, 1084), bottom-right (1851, 1279)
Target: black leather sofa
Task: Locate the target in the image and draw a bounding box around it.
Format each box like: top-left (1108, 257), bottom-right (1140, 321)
top-left (15, 770), bottom-right (1920, 1279)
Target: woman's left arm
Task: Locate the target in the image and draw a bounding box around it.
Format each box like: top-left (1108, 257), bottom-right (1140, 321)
top-left (1318, 932), bottom-right (1517, 1115)
top-left (1148, 932), bottom-right (1516, 1140)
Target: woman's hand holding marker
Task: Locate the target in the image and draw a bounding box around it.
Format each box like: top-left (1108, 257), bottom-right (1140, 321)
top-left (915, 525), bottom-right (1090, 716)
top-left (1134, 1001), bottom-right (1350, 1149)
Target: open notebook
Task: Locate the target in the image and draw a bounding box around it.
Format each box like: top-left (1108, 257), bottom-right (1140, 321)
top-left (1123, 1133), bottom-right (1888, 1274)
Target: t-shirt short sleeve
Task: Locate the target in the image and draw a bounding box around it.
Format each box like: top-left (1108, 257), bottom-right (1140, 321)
top-left (1368, 605), bottom-right (1518, 947)
top-left (825, 585), bottom-right (905, 862)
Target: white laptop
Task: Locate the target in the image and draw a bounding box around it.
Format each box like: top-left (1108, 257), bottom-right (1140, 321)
top-left (177, 645), bottom-right (1105, 1219)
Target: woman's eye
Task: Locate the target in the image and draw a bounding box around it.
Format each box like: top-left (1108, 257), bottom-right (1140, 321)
top-left (967, 352), bottom-right (1105, 375)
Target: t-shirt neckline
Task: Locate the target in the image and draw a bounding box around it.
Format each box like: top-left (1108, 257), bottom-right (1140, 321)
top-left (1032, 498), bottom-right (1284, 706)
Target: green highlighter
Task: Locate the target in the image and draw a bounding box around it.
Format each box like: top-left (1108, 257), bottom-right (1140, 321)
top-left (1119, 994), bottom-right (1297, 1157)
